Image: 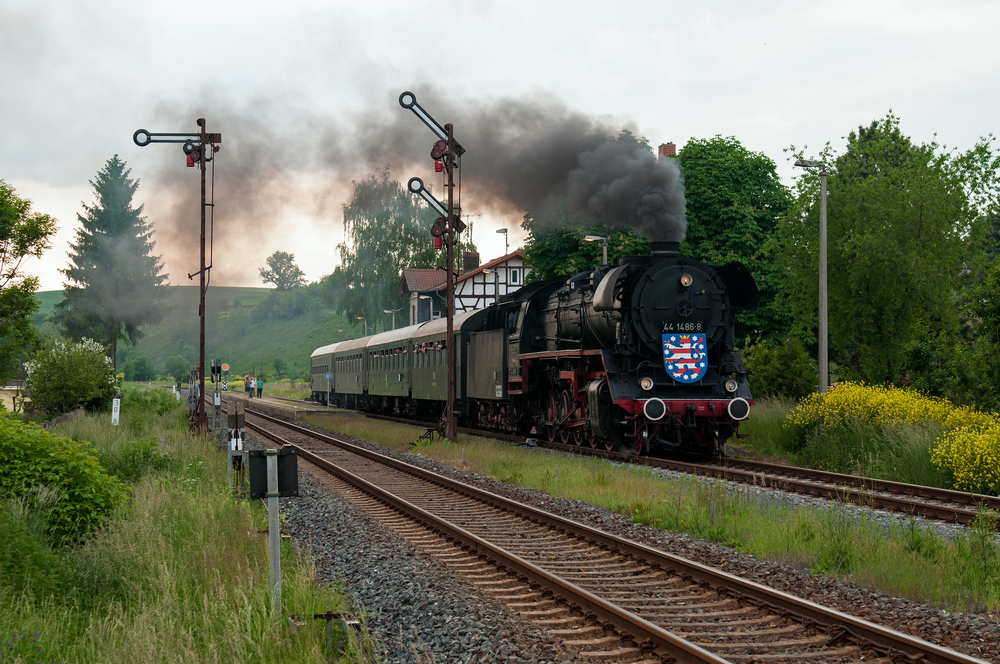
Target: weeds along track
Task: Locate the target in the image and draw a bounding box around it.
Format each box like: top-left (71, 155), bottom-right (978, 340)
top-left (658, 457), bottom-right (1000, 529)
top-left (237, 403), bottom-right (988, 664)
top-left (216, 398), bottom-right (998, 531)
top-left (363, 411), bottom-right (1000, 532)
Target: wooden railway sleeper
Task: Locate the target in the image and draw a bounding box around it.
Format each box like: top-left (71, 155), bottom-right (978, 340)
top-left (822, 625), bottom-right (857, 648)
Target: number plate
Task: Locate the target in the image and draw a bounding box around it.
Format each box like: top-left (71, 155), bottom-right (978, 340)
top-left (662, 321), bottom-right (704, 333)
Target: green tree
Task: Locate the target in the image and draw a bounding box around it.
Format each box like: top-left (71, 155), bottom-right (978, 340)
top-left (259, 250), bottom-right (305, 291)
top-left (677, 136), bottom-right (791, 341)
top-left (24, 337), bottom-right (121, 414)
top-left (0, 181), bottom-right (57, 382)
top-left (165, 355), bottom-right (190, 383)
top-left (272, 356), bottom-right (286, 377)
top-left (53, 156), bottom-right (168, 371)
top-left (322, 166), bottom-right (475, 328)
top-left (522, 213), bottom-right (649, 282)
top-left (773, 113), bottom-right (988, 384)
top-left (122, 355), bottom-right (156, 382)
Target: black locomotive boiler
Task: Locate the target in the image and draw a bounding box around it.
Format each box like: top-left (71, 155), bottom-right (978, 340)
top-left (311, 241), bottom-right (757, 457)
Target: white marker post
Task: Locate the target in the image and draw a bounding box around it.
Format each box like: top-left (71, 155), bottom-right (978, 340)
top-left (111, 397), bottom-right (121, 426)
top-left (266, 450), bottom-right (281, 616)
top-left (324, 371), bottom-right (332, 411)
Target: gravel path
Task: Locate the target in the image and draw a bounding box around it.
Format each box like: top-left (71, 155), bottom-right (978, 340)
top-left (251, 428), bottom-right (1000, 663)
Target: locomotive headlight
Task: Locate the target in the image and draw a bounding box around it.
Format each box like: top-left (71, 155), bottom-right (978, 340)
top-left (680, 273), bottom-right (693, 288)
top-left (640, 376), bottom-right (654, 391)
top-left (725, 379), bottom-right (739, 393)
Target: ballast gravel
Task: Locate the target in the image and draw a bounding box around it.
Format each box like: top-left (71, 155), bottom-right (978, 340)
top-left (245, 436), bottom-right (581, 663)
top-left (249, 427), bottom-right (1000, 664)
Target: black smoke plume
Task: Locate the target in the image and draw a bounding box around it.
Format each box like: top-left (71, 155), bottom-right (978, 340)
top-left (567, 140), bottom-right (686, 242)
top-left (141, 87), bottom-right (685, 285)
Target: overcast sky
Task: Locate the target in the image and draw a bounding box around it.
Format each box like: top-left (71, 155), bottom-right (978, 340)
top-left (3, 0), bottom-right (997, 292)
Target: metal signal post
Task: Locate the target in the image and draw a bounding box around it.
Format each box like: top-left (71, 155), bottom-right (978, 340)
top-left (401, 92), bottom-right (466, 442)
top-left (134, 119), bottom-right (222, 431)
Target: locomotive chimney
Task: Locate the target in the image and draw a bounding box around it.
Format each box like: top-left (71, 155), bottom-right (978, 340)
top-left (651, 241), bottom-right (680, 256)
top-left (657, 142), bottom-right (676, 162)
top-left (462, 251), bottom-right (480, 273)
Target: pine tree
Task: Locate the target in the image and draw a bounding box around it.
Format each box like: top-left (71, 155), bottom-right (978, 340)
top-left (54, 155), bottom-right (167, 370)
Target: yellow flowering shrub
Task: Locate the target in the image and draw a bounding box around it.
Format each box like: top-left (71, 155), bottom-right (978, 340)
top-left (930, 424), bottom-right (1000, 495)
top-left (786, 382), bottom-right (1000, 494)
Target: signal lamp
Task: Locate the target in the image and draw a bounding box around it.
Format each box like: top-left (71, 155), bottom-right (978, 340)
top-left (434, 236), bottom-right (443, 249)
top-left (640, 376), bottom-right (654, 391)
top-left (680, 273), bottom-right (693, 287)
top-left (725, 379), bottom-right (739, 393)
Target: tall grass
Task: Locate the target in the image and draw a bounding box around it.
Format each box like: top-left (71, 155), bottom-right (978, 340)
top-left (737, 397), bottom-right (798, 456)
top-left (1, 390), bottom-right (372, 664)
top-left (303, 413), bottom-right (1000, 613)
top-left (264, 380), bottom-right (312, 400)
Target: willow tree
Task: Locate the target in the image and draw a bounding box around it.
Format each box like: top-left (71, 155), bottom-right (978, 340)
top-left (53, 156), bottom-right (168, 370)
top-left (321, 166), bottom-right (474, 330)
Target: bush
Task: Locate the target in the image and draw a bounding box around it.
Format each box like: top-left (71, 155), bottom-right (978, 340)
top-left (24, 338), bottom-right (121, 414)
top-left (0, 416), bottom-right (128, 543)
top-left (0, 490), bottom-right (67, 597)
top-left (786, 382), bottom-right (999, 489)
top-left (742, 337), bottom-right (815, 399)
top-left (931, 425), bottom-right (1000, 494)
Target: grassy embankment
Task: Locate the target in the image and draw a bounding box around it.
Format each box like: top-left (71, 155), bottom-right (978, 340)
top-left (1, 387), bottom-right (372, 664)
top-left (303, 404), bottom-right (1000, 615)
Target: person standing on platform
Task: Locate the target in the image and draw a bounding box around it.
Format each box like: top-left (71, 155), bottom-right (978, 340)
top-left (256, 377), bottom-right (263, 398)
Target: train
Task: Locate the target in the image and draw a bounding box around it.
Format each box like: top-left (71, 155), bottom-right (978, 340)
top-left (310, 240), bottom-right (758, 457)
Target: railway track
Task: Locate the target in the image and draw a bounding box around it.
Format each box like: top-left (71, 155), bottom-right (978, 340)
top-left (215, 397), bottom-right (998, 530)
top-left (359, 411), bottom-right (1000, 531)
top-left (239, 404), bottom-right (988, 664)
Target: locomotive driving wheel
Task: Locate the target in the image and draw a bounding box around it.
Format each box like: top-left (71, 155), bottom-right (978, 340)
top-left (543, 392), bottom-right (558, 442)
top-left (558, 390), bottom-right (572, 445)
top-left (568, 391), bottom-right (585, 446)
top-left (633, 425), bottom-right (646, 456)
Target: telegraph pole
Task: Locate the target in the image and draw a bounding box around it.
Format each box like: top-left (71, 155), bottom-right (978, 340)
top-left (134, 120), bottom-right (221, 431)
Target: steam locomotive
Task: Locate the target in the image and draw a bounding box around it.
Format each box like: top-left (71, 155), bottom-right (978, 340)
top-left (311, 241), bottom-right (757, 457)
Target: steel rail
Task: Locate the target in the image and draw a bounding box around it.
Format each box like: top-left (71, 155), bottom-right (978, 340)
top-left (643, 457), bottom-right (992, 527)
top-left (246, 409), bottom-right (990, 664)
top-left (719, 457), bottom-right (1000, 511)
top-left (249, 422), bottom-right (728, 664)
top-left (243, 402), bottom-right (999, 528)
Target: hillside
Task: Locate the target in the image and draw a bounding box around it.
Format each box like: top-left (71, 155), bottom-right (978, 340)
top-left (31, 286), bottom-right (360, 381)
